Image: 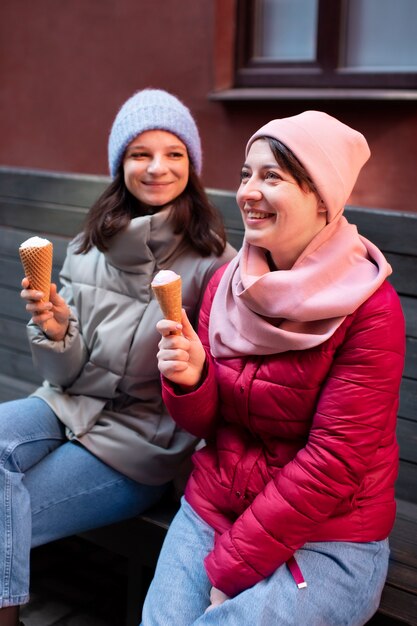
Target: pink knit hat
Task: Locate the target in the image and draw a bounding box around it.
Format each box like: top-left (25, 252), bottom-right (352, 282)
top-left (247, 111), bottom-right (370, 223)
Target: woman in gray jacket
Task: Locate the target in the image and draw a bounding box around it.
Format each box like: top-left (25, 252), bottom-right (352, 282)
top-left (0, 89), bottom-right (235, 626)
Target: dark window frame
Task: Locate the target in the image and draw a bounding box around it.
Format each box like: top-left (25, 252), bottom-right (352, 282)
top-left (234, 0), bottom-right (417, 91)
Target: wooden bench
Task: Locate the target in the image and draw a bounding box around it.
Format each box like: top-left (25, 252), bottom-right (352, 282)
top-left (0, 167), bottom-right (416, 625)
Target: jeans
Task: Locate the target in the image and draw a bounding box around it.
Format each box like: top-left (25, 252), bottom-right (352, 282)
top-left (0, 397), bottom-right (168, 607)
top-left (141, 498), bottom-right (390, 626)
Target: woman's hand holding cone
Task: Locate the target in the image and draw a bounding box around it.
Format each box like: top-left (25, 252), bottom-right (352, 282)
top-left (20, 279), bottom-right (70, 341)
top-left (156, 309), bottom-right (206, 390)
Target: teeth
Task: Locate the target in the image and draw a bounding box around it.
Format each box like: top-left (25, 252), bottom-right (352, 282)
top-left (247, 211), bottom-right (271, 219)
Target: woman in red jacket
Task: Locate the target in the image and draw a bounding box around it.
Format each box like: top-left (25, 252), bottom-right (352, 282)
top-left (142, 111), bottom-right (405, 625)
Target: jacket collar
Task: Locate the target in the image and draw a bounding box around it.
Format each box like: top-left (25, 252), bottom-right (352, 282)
top-left (104, 207), bottom-right (184, 273)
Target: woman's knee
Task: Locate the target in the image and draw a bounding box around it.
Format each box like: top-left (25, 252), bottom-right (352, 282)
top-left (0, 399), bottom-right (64, 471)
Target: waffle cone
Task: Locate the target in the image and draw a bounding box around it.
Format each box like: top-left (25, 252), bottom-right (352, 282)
top-left (152, 276), bottom-right (182, 335)
top-left (19, 242), bottom-right (53, 303)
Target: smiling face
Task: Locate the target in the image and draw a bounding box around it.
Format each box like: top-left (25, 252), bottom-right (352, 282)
top-left (237, 138), bottom-right (327, 270)
top-left (123, 130), bottom-right (190, 208)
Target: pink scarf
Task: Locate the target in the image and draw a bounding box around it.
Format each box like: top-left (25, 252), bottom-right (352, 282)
top-left (209, 217), bottom-right (391, 357)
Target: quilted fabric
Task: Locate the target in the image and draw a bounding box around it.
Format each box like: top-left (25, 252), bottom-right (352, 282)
top-left (162, 265), bottom-right (405, 597)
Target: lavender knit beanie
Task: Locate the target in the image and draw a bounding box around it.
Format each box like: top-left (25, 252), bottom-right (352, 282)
top-left (247, 111), bottom-right (370, 223)
top-left (108, 89), bottom-right (202, 177)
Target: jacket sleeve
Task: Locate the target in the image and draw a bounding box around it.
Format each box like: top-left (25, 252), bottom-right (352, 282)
top-left (162, 265), bottom-right (229, 439)
top-left (204, 284), bottom-right (406, 597)
top-left (162, 357), bottom-right (219, 439)
top-left (27, 250), bottom-right (89, 388)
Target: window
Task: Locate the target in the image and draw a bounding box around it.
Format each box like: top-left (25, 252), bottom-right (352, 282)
top-left (235, 0), bottom-right (417, 91)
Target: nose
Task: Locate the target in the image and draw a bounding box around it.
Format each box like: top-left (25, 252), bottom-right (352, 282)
top-left (147, 155), bottom-right (167, 175)
top-left (238, 179), bottom-right (263, 204)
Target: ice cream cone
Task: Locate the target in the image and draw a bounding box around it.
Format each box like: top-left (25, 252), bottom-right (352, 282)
top-left (151, 271), bottom-right (182, 335)
top-left (19, 236), bottom-right (53, 303)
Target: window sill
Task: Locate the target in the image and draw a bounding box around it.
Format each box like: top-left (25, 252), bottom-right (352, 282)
top-left (209, 87), bottom-right (417, 101)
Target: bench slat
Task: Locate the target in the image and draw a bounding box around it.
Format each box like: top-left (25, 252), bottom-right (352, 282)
top-left (387, 554), bottom-right (417, 594)
top-left (399, 378), bottom-right (417, 422)
top-left (378, 583), bottom-right (417, 624)
top-left (396, 460), bottom-right (417, 505)
top-left (404, 337), bottom-right (417, 380)
top-left (390, 509), bottom-right (417, 567)
top-left (345, 206), bottom-right (417, 256)
top-left (400, 296), bottom-right (417, 338)
top-left (0, 286), bottom-right (32, 322)
top-left (386, 253), bottom-right (417, 298)
top-left (397, 418), bottom-right (417, 466)
top-left (0, 373), bottom-right (37, 403)
top-left (80, 500), bottom-right (179, 569)
top-left (0, 346), bottom-right (42, 385)
top-left (0, 199), bottom-right (87, 237)
top-left (0, 167), bottom-right (108, 207)
top-left (0, 318), bottom-right (32, 354)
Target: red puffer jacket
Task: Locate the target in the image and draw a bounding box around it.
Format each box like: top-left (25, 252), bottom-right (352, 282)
top-left (162, 265), bottom-right (405, 598)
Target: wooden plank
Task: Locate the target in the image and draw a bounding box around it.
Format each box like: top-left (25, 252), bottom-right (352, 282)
top-left (0, 167), bottom-right (109, 207)
top-left (0, 318), bottom-right (32, 355)
top-left (0, 346), bottom-right (42, 385)
top-left (0, 286), bottom-right (32, 322)
top-left (396, 499), bottom-right (417, 522)
top-left (0, 200), bottom-right (87, 237)
top-left (225, 229), bottom-right (244, 251)
top-left (402, 296), bottom-right (417, 338)
top-left (389, 509), bottom-right (417, 570)
top-left (80, 513), bottom-right (173, 567)
top-left (379, 583), bottom-right (417, 625)
top-left (380, 502), bottom-right (417, 624)
top-left (405, 337), bottom-right (417, 381)
top-left (396, 460), bottom-right (417, 505)
top-left (399, 378), bottom-right (417, 422)
top-left (386, 253), bottom-right (417, 298)
top-left (397, 418), bottom-right (417, 465)
top-left (0, 373), bottom-right (37, 402)
top-left (0, 257), bottom-right (23, 288)
top-left (207, 189), bottom-right (243, 232)
top-left (385, 560), bottom-right (417, 598)
top-left (345, 206), bottom-right (417, 256)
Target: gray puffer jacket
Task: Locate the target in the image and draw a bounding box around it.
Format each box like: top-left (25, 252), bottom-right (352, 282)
top-left (27, 208), bottom-right (236, 484)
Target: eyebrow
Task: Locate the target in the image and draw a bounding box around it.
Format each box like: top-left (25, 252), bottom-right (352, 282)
top-left (241, 162), bottom-right (281, 170)
top-left (127, 143), bottom-right (186, 151)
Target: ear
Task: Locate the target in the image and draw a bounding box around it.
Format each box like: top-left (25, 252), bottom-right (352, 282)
top-left (318, 198), bottom-right (327, 214)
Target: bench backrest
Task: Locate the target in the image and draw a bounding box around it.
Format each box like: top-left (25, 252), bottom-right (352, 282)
top-left (0, 167), bottom-right (416, 504)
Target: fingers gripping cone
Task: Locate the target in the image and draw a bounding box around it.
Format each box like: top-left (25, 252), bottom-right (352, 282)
top-left (19, 236), bottom-right (53, 303)
top-left (151, 270), bottom-right (182, 335)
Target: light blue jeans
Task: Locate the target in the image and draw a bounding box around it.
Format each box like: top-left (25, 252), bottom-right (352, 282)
top-left (0, 397), bottom-right (168, 608)
top-left (141, 498), bottom-right (389, 626)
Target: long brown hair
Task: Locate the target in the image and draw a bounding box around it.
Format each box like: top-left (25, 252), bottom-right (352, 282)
top-left (75, 164), bottom-right (227, 257)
